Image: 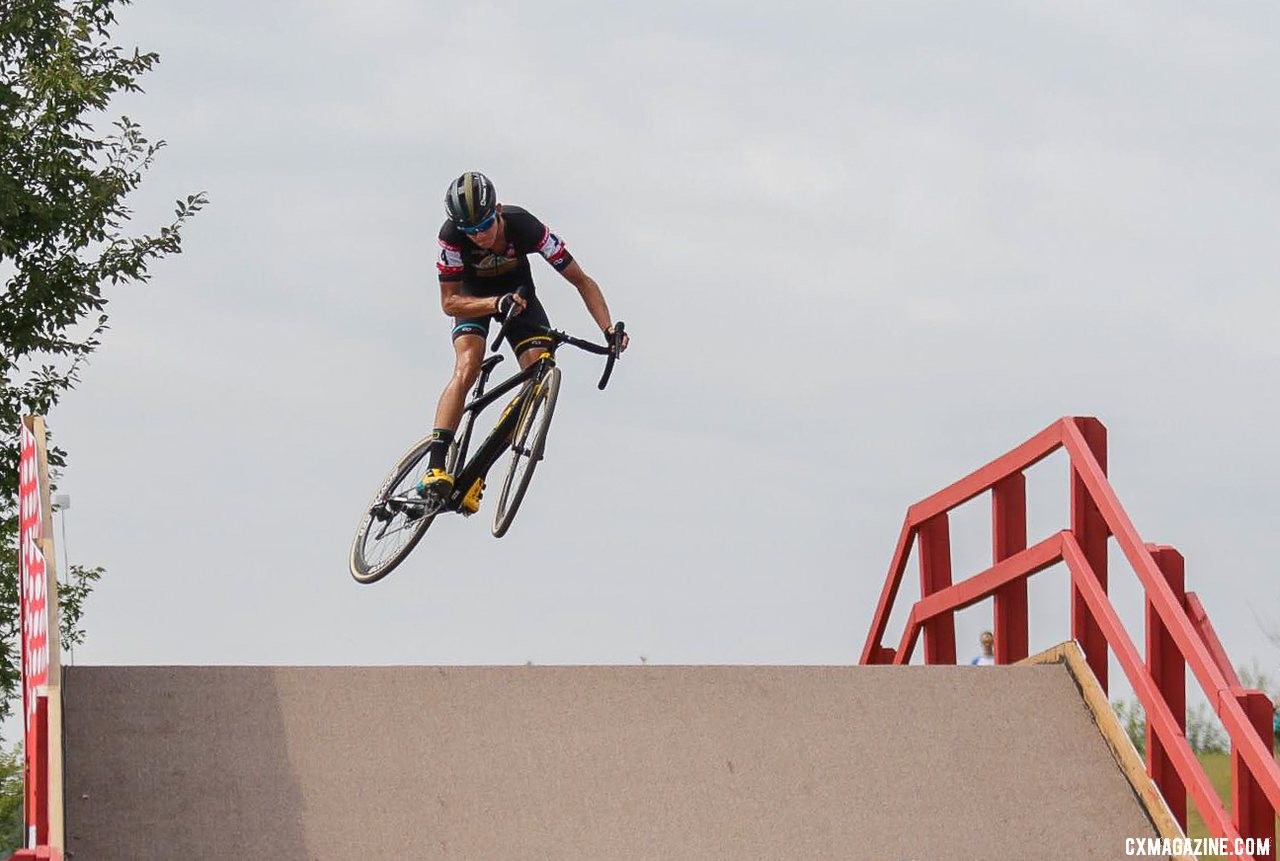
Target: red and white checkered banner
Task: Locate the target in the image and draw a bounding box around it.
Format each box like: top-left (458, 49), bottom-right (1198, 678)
top-left (18, 420), bottom-right (50, 838)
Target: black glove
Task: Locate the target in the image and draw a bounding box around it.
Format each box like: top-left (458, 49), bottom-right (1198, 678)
top-left (496, 293), bottom-right (517, 317)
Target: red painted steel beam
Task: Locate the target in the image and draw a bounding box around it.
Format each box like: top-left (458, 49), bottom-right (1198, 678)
top-left (1070, 417), bottom-right (1110, 693)
top-left (1061, 421), bottom-right (1280, 814)
top-left (1232, 690), bottom-right (1277, 856)
top-left (1061, 533), bottom-right (1243, 846)
top-left (906, 420), bottom-right (1064, 526)
top-left (1185, 592), bottom-right (1243, 689)
top-left (992, 474), bottom-right (1029, 663)
top-left (861, 518), bottom-right (916, 665)
top-left (1146, 546), bottom-right (1187, 830)
top-left (865, 646), bottom-right (896, 665)
top-left (919, 514), bottom-right (956, 665)
top-left (912, 534), bottom-right (1064, 624)
top-left (892, 535), bottom-right (1063, 666)
top-left (892, 608), bottom-right (922, 666)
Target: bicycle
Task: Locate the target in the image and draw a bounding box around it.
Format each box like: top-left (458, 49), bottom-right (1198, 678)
top-left (348, 309), bottom-right (625, 584)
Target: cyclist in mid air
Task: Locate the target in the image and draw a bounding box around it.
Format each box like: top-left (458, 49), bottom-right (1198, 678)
top-left (418, 171), bottom-right (629, 503)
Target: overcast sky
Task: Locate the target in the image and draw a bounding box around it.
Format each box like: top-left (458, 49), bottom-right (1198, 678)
top-left (25, 2), bottom-right (1280, 712)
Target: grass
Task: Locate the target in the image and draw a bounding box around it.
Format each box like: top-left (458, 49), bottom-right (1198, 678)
top-left (1184, 751), bottom-right (1279, 857)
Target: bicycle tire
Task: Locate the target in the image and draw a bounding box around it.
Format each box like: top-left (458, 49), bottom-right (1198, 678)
top-left (492, 366), bottom-right (561, 538)
top-left (349, 434), bottom-right (455, 584)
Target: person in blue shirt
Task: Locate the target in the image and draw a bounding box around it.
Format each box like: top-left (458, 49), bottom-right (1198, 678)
top-left (970, 631), bottom-right (995, 666)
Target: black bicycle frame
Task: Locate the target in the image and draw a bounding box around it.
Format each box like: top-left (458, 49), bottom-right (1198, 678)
top-left (421, 303), bottom-right (621, 513)
top-left (447, 354), bottom-right (554, 508)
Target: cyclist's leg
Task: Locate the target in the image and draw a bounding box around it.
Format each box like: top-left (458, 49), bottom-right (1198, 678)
top-left (505, 291), bottom-right (554, 370)
top-left (434, 323), bottom-right (487, 429)
top-left (449, 306), bottom-right (543, 513)
top-left (451, 296), bottom-right (552, 493)
top-left (419, 321), bottom-right (487, 495)
top-left (446, 293), bottom-right (550, 504)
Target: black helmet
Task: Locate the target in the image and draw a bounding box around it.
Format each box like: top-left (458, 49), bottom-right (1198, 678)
top-left (444, 171), bottom-right (497, 228)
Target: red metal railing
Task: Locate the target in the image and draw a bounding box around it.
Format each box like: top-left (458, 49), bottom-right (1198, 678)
top-left (861, 417), bottom-right (1278, 857)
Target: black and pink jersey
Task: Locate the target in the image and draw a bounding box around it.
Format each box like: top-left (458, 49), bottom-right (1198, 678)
top-left (436, 205), bottom-right (574, 297)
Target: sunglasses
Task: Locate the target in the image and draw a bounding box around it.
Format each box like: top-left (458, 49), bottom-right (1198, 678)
top-left (458, 212), bottom-right (497, 235)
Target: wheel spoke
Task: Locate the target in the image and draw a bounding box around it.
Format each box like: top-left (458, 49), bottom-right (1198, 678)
top-left (350, 436), bottom-right (443, 583)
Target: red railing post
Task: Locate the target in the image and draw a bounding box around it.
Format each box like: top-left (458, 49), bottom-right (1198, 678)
top-left (919, 513), bottom-right (956, 664)
top-left (992, 474), bottom-right (1028, 663)
top-left (1070, 417), bottom-right (1109, 692)
top-left (1146, 546), bottom-right (1187, 830)
top-left (1232, 690), bottom-right (1276, 858)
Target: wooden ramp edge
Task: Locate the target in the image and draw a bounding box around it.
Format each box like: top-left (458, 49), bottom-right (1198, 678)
top-left (1021, 641), bottom-right (1192, 861)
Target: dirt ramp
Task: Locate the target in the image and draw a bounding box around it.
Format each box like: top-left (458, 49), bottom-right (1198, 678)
top-left (62, 664), bottom-right (1165, 860)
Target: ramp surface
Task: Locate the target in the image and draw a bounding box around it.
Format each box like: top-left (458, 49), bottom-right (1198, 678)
top-left (63, 664), bottom-right (1167, 860)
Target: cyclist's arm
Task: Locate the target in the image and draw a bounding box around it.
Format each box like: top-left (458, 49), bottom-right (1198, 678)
top-left (559, 261), bottom-right (616, 336)
top-left (437, 230), bottom-right (513, 318)
top-left (439, 280), bottom-right (503, 318)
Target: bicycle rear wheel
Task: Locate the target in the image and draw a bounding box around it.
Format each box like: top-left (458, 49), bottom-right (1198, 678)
top-left (492, 367), bottom-right (560, 537)
top-left (349, 434), bottom-right (454, 584)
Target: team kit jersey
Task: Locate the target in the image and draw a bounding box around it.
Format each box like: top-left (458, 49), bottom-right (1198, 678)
top-left (436, 206), bottom-right (573, 296)
top-left (436, 206), bottom-right (574, 352)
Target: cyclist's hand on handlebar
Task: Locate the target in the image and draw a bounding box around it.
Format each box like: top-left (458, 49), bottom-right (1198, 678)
top-left (497, 292), bottom-right (527, 318)
top-left (606, 324), bottom-right (629, 353)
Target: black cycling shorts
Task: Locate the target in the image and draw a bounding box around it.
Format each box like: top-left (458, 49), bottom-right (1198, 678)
top-left (451, 289), bottom-right (554, 355)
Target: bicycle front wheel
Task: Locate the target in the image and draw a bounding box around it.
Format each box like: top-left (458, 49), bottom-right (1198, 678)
top-left (349, 434), bottom-right (453, 584)
top-left (492, 367), bottom-right (561, 537)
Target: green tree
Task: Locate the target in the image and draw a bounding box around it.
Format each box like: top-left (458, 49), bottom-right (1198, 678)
top-left (1, 0), bottom-right (205, 730)
top-left (1113, 698), bottom-right (1147, 759)
top-left (1113, 692), bottom-right (1248, 758)
top-left (0, 743), bottom-right (21, 852)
